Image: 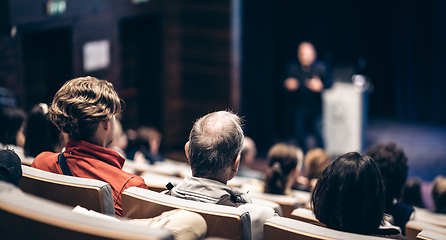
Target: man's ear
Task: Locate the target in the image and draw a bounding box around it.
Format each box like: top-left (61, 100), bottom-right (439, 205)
top-left (232, 154), bottom-right (241, 172)
top-left (184, 141), bottom-right (190, 160)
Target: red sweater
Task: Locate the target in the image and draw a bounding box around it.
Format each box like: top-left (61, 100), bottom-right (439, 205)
top-left (32, 138), bottom-right (148, 217)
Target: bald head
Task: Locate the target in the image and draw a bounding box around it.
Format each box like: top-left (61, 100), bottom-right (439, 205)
top-left (297, 42), bottom-right (317, 67)
top-left (187, 111), bottom-right (244, 178)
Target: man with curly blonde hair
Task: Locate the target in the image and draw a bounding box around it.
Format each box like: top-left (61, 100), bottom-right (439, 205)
top-left (32, 76), bottom-right (148, 217)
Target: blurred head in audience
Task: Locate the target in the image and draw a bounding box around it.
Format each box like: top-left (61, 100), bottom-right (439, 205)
top-left (125, 126), bottom-right (164, 163)
top-left (49, 76), bottom-right (122, 147)
top-left (240, 136), bottom-right (256, 167)
top-left (185, 110), bottom-right (244, 183)
top-left (366, 142), bottom-right (408, 205)
top-left (0, 148), bottom-right (22, 186)
top-left (297, 148), bottom-right (330, 191)
top-left (304, 148), bottom-right (330, 180)
top-left (0, 106), bottom-right (26, 147)
top-left (264, 142), bottom-right (303, 195)
top-left (400, 177), bottom-right (425, 208)
top-left (431, 175), bottom-right (446, 214)
top-left (106, 118), bottom-right (127, 158)
top-left (312, 151), bottom-right (385, 235)
top-left (24, 103), bottom-right (68, 157)
top-left (136, 126), bottom-right (162, 155)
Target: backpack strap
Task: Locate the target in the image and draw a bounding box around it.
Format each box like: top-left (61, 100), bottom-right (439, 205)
top-left (58, 153), bottom-right (73, 176)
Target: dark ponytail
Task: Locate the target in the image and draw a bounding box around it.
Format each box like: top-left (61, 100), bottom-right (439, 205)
top-left (264, 143), bottom-right (301, 194)
top-left (264, 161), bottom-right (287, 194)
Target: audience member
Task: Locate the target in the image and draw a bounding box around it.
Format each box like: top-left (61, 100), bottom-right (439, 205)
top-left (366, 143), bottom-right (413, 234)
top-left (107, 118), bottom-right (128, 159)
top-left (298, 148), bottom-right (330, 191)
top-left (31, 76), bottom-right (149, 217)
top-left (400, 177), bottom-right (425, 209)
top-left (0, 148), bottom-right (22, 186)
top-left (312, 152), bottom-right (409, 239)
top-left (431, 175), bottom-right (446, 214)
top-left (127, 126), bottom-right (164, 164)
top-left (24, 103), bottom-right (68, 158)
top-left (264, 142), bottom-right (303, 195)
top-left (29, 78), bottom-right (207, 239)
top-left (0, 106), bottom-right (26, 160)
top-left (167, 110), bottom-right (276, 240)
top-left (236, 136), bottom-right (263, 180)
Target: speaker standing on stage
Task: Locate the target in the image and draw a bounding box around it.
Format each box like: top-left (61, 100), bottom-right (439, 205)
top-left (281, 42), bottom-right (333, 152)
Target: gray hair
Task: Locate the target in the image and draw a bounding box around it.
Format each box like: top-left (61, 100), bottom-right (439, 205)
top-left (188, 111), bottom-right (244, 178)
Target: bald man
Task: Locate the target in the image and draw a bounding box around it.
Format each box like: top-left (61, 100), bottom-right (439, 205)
top-left (167, 110), bottom-right (276, 240)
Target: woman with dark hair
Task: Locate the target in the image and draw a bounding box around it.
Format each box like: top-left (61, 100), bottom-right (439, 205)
top-left (312, 151), bottom-right (410, 239)
top-left (24, 103), bottom-right (67, 157)
top-left (264, 143), bottom-right (303, 195)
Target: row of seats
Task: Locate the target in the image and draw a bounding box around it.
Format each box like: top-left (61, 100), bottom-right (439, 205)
top-left (19, 165), bottom-right (115, 216)
top-left (289, 208), bottom-right (446, 240)
top-left (13, 165), bottom-right (446, 240)
top-left (0, 181), bottom-right (172, 240)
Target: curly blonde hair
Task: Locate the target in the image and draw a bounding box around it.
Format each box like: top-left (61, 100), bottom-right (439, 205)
top-left (49, 76), bottom-right (122, 140)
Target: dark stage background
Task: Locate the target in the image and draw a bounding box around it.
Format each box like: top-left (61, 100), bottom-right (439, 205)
top-left (0, 0), bottom-right (444, 180)
top-left (241, 0), bottom-right (446, 150)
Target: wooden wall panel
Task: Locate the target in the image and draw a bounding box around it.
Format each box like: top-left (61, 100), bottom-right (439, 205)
top-left (171, 0), bottom-right (232, 151)
top-left (0, 31), bottom-right (23, 100)
top-left (0, 0), bottom-right (236, 154)
top-left (161, 0), bottom-right (184, 151)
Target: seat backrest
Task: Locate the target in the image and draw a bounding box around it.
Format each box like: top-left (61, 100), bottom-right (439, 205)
top-left (413, 207), bottom-right (446, 228)
top-left (0, 181), bottom-right (173, 240)
top-left (251, 198), bottom-right (282, 216)
top-left (123, 159), bottom-right (192, 177)
top-left (247, 192), bottom-right (299, 218)
top-left (290, 208), bottom-right (325, 226)
top-left (122, 187), bottom-right (252, 240)
top-left (19, 165), bottom-right (115, 216)
top-left (406, 220), bottom-right (446, 240)
top-left (290, 189), bottom-right (312, 208)
top-left (140, 172), bottom-right (184, 193)
top-left (264, 216), bottom-right (390, 240)
top-left (416, 230), bottom-right (446, 240)
top-left (21, 156), bottom-right (34, 166)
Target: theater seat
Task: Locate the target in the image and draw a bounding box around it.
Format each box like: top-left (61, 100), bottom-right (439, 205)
top-left (413, 207), bottom-right (446, 228)
top-left (416, 230), bottom-right (446, 240)
top-left (251, 198), bottom-right (282, 216)
top-left (122, 187), bottom-right (252, 240)
top-left (140, 172), bottom-right (184, 193)
top-left (21, 156), bottom-right (34, 166)
top-left (247, 192), bottom-right (299, 218)
top-left (19, 165), bottom-right (115, 216)
top-left (264, 216), bottom-right (390, 240)
top-left (0, 181), bottom-right (173, 240)
top-left (290, 208), bottom-right (324, 226)
top-left (406, 220), bottom-right (446, 240)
